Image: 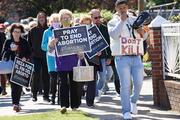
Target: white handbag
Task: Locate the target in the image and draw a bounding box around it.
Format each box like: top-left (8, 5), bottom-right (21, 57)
top-left (0, 60), bottom-right (14, 74)
top-left (73, 57), bottom-right (94, 82)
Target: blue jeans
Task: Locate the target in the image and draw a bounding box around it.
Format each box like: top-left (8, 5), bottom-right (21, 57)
top-left (102, 66), bottom-right (113, 92)
top-left (96, 59), bottom-right (106, 96)
top-left (115, 56), bottom-right (143, 114)
top-left (106, 66), bottom-right (113, 82)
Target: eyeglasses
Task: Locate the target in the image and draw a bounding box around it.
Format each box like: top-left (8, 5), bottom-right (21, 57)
top-left (93, 16), bottom-right (101, 19)
top-left (13, 30), bottom-right (21, 34)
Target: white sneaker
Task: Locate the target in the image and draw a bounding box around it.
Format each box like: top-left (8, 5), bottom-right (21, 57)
top-left (98, 90), bottom-right (102, 96)
top-left (94, 96), bottom-right (100, 103)
top-left (130, 102), bottom-right (138, 114)
top-left (94, 90), bottom-right (102, 103)
top-left (123, 112), bottom-right (132, 119)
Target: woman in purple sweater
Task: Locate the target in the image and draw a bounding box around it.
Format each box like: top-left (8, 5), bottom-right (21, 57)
top-left (49, 9), bottom-right (81, 113)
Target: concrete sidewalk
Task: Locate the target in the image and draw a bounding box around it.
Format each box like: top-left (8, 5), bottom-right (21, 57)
top-left (0, 77), bottom-right (180, 120)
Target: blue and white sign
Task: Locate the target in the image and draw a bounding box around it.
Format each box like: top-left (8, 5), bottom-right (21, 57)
top-left (54, 26), bottom-right (91, 56)
top-left (10, 57), bottom-right (34, 88)
top-left (86, 25), bottom-right (109, 59)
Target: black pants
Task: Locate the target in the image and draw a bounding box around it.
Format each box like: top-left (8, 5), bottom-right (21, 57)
top-left (6, 74), bottom-right (22, 105)
top-left (11, 82), bottom-right (22, 105)
top-left (31, 57), bottom-right (49, 98)
top-left (76, 66), bottom-right (98, 106)
top-left (0, 75), bottom-right (6, 93)
top-left (49, 72), bottom-right (58, 100)
top-left (58, 71), bottom-right (79, 108)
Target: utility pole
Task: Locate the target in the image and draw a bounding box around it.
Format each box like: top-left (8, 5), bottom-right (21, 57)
top-left (138, 0), bottom-right (145, 12)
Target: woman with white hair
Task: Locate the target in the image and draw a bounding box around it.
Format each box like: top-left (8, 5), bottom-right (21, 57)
top-left (49, 9), bottom-right (81, 113)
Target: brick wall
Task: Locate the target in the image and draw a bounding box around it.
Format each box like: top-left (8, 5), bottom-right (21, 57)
top-left (149, 27), bottom-right (171, 109)
top-left (164, 80), bottom-right (180, 111)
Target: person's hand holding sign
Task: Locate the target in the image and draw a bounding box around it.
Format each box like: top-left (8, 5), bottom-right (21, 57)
top-left (49, 38), bottom-right (58, 48)
top-left (77, 52), bottom-right (84, 59)
top-left (21, 57), bottom-right (27, 61)
top-left (96, 51), bottom-right (102, 56)
top-left (22, 57), bottom-right (30, 62)
top-left (48, 38), bottom-right (58, 53)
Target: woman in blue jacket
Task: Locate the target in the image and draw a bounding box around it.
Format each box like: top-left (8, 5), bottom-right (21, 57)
top-left (41, 13), bottom-right (60, 105)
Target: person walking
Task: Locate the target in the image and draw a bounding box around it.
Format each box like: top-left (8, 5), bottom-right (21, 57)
top-left (41, 13), bottom-right (60, 105)
top-left (76, 16), bottom-right (100, 107)
top-left (0, 23), bottom-right (8, 95)
top-left (89, 9), bottom-right (112, 102)
top-left (48, 9), bottom-right (81, 113)
top-left (108, 0), bottom-right (144, 119)
top-left (2, 23), bottom-right (31, 112)
top-left (28, 11), bottom-right (50, 102)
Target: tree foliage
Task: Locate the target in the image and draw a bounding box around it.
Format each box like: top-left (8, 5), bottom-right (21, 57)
top-left (0, 0), bottom-right (117, 19)
top-left (0, 0), bottom-right (178, 20)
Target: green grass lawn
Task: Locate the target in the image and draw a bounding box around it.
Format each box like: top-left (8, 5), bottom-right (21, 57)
top-left (0, 110), bottom-right (97, 120)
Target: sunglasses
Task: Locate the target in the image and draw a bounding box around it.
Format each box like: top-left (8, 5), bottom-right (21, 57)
top-left (93, 16), bottom-right (101, 19)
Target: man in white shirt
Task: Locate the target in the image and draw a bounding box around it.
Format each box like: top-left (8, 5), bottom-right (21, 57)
top-left (108, 0), bottom-right (144, 119)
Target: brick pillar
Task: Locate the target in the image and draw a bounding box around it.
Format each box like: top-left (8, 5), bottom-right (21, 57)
top-left (149, 27), bottom-right (170, 109)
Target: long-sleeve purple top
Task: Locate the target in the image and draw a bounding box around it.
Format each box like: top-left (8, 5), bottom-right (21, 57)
top-left (56, 54), bottom-right (78, 71)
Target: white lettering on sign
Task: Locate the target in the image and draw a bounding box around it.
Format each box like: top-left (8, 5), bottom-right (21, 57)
top-left (58, 38), bottom-right (88, 46)
top-left (16, 60), bottom-right (25, 66)
top-left (63, 29), bottom-right (78, 35)
top-left (70, 33), bottom-right (82, 39)
top-left (120, 37), bottom-right (144, 55)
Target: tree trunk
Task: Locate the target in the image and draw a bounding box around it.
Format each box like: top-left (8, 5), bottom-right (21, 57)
top-left (138, 0), bottom-right (144, 12)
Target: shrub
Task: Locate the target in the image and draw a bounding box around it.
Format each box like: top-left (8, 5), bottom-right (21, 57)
top-left (72, 10), bottom-right (113, 25)
top-left (101, 9), bottom-right (113, 25)
top-left (170, 15), bottom-right (180, 23)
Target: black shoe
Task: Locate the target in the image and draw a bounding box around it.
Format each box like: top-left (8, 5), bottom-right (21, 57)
top-left (0, 86), bottom-right (2, 94)
top-left (51, 99), bottom-right (55, 105)
top-left (38, 91), bottom-right (43, 95)
top-left (87, 103), bottom-right (95, 108)
top-left (13, 104), bottom-right (21, 112)
top-left (2, 91), bottom-right (7, 95)
top-left (60, 107), bottom-right (67, 114)
top-left (43, 97), bottom-right (51, 102)
top-left (32, 95), bottom-right (37, 102)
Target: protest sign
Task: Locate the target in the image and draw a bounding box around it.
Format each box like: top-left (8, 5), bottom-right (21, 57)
top-left (10, 57), bottom-right (34, 88)
top-left (119, 37), bottom-right (144, 55)
top-left (54, 26), bottom-right (91, 56)
top-left (86, 25), bottom-right (109, 59)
